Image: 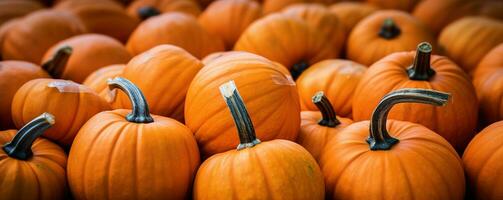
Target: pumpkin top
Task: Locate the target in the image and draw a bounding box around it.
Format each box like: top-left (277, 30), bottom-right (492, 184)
top-left (108, 77), bottom-right (153, 123)
top-left (312, 91), bottom-right (340, 127)
top-left (137, 6), bottom-right (161, 20)
top-left (407, 42), bottom-right (436, 80)
top-left (378, 18), bottom-right (401, 39)
top-left (42, 46), bottom-right (72, 78)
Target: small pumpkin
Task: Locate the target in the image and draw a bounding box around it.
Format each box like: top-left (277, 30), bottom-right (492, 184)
top-left (83, 64), bottom-right (125, 102)
top-left (0, 113), bottom-right (67, 200)
top-left (321, 88), bottom-right (465, 199)
top-left (68, 77), bottom-right (200, 200)
top-left (0, 61), bottom-right (49, 129)
top-left (127, 0), bottom-right (202, 20)
top-left (365, 0), bottom-right (420, 11)
top-left (41, 34), bottom-right (131, 83)
top-left (0, 0), bottom-right (43, 26)
top-left (328, 2), bottom-right (379, 34)
top-left (193, 81), bottom-right (324, 200)
top-left (11, 78), bottom-right (111, 146)
top-left (347, 10), bottom-right (436, 66)
top-left (185, 51), bottom-right (300, 157)
top-left (126, 12), bottom-right (224, 59)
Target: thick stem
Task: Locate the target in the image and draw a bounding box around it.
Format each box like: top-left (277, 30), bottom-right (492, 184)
top-left (138, 6), bottom-right (161, 20)
top-left (367, 88), bottom-right (450, 150)
top-left (378, 18), bottom-right (401, 39)
top-left (290, 61), bottom-right (309, 80)
top-left (108, 77), bottom-right (154, 123)
top-left (42, 46), bottom-right (72, 78)
top-left (312, 91), bottom-right (340, 127)
top-left (407, 42), bottom-right (436, 80)
top-left (220, 80), bottom-right (261, 150)
top-left (3, 113), bottom-right (55, 160)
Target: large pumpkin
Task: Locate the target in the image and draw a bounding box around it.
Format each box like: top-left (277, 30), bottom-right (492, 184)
top-left (193, 81), bottom-right (324, 200)
top-left (83, 64), bottom-right (125, 101)
top-left (296, 59), bottom-right (367, 118)
top-left (352, 42), bottom-right (478, 152)
top-left (321, 88), bottom-right (465, 199)
top-left (438, 16), bottom-right (503, 73)
top-left (127, 0), bottom-right (201, 20)
top-left (347, 10), bottom-right (436, 66)
top-left (328, 2), bottom-right (379, 34)
top-left (0, 61), bottom-right (49, 130)
top-left (365, 0), bottom-right (420, 11)
top-left (185, 51), bottom-right (300, 157)
top-left (68, 77), bottom-right (200, 200)
top-left (11, 78), bottom-right (111, 146)
top-left (0, 0), bottom-right (43, 26)
top-left (126, 12), bottom-right (224, 59)
top-left (0, 113), bottom-right (67, 200)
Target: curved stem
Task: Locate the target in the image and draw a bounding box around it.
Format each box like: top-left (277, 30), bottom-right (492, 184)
top-left (2, 113), bottom-right (55, 160)
top-left (42, 46), bottom-right (72, 78)
top-left (290, 61), bottom-right (309, 80)
top-left (378, 18), bottom-right (401, 39)
top-left (220, 80), bottom-right (261, 150)
top-left (138, 6), bottom-right (161, 20)
top-left (108, 77), bottom-right (153, 123)
top-left (407, 42), bottom-right (436, 80)
top-left (312, 91), bottom-right (340, 127)
top-left (367, 88), bottom-right (450, 150)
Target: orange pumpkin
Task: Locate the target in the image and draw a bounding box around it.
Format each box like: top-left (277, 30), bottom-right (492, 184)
top-left (41, 34), bottom-right (131, 83)
top-left (438, 16), bottom-right (503, 73)
top-left (127, 0), bottom-right (201, 20)
top-left (68, 77), bottom-right (200, 199)
top-left (0, 0), bottom-right (43, 26)
top-left (328, 2), bottom-right (379, 33)
top-left (0, 10), bottom-right (87, 63)
top-left (0, 61), bottom-right (49, 129)
top-left (198, 0), bottom-right (262, 50)
top-left (83, 64), bottom-right (125, 103)
top-left (321, 88), bottom-right (465, 199)
top-left (298, 92), bottom-right (352, 162)
top-left (126, 12), bottom-right (224, 59)
top-left (352, 42), bottom-right (478, 152)
top-left (0, 113), bottom-right (67, 200)
top-left (11, 78), bottom-right (111, 146)
top-left (193, 81), bottom-right (324, 200)
top-left (463, 120), bottom-right (503, 200)
top-left (347, 10), bottom-right (436, 66)
top-left (365, 0), bottom-right (420, 11)
top-left (262, 0), bottom-right (334, 14)
top-left (296, 59), bottom-right (367, 118)
top-left (185, 51), bottom-right (300, 157)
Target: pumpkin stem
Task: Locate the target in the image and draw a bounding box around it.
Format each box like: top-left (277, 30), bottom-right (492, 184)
top-left (108, 77), bottom-right (154, 123)
top-left (2, 113), bottom-right (55, 160)
top-left (378, 18), bottom-right (401, 39)
top-left (42, 46), bottom-right (72, 78)
top-left (313, 91), bottom-right (340, 127)
top-left (220, 80), bottom-right (261, 150)
top-left (290, 61), bottom-right (309, 80)
top-left (367, 88), bottom-right (450, 150)
top-left (407, 42), bottom-right (436, 80)
top-left (138, 6), bottom-right (161, 20)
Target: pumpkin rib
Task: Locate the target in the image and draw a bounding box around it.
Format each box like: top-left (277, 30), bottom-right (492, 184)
top-left (394, 153), bottom-right (414, 199)
top-left (251, 150), bottom-right (274, 200)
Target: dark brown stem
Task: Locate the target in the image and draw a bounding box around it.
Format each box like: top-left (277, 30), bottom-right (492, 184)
top-left (378, 18), bottom-right (401, 39)
top-left (3, 113), bottom-right (55, 160)
top-left (312, 91), bottom-right (340, 127)
top-left (42, 46), bottom-right (72, 78)
top-left (407, 42), bottom-right (436, 80)
top-left (220, 80), bottom-right (260, 150)
top-left (290, 60), bottom-right (309, 80)
top-left (367, 88), bottom-right (450, 150)
top-left (108, 77), bottom-right (153, 123)
top-left (138, 6), bottom-right (161, 20)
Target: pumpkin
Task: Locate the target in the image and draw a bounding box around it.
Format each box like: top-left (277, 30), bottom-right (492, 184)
top-left (0, 10), bottom-right (87, 63)
top-left (463, 120), bottom-right (503, 200)
top-left (438, 16), bottom-right (503, 73)
top-left (67, 77), bottom-right (200, 199)
top-left (0, 113), bottom-right (67, 200)
top-left (126, 12), bottom-right (225, 59)
top-left (320, 88), bottom-right (465, 199)
top-left (41, 34), bottom-right (131, 83)
top-left (473, 43), bottom-right (503, 125)
top-left (193, 81), bottom-right (324, 200)
top-left (0, 0), bottom-right (43, 26)
top-left (347, 10), bottom-right (436, 66)
top-left (54, 0), bottom-right (139, 43)
top-left (298, 91), bottom-right (352, 162)
top-left (11, 78), bottom-right (111, 146)
top-left (0, 61), bottom-right (49, 130)
top-left (365, 0), bottom-right (420, 11)
top-left (262, 0), bottom-right (334, 14)
top-left (83, 64), bottom-right (125, 102)
top-left (198, 0), bottom-right (262, 50)
top-left (185, 51), bottom-right (300, 157)
top-left (114, 45), bottom-right (203, 122)
top-left (328, 2), bottom-right (379, 34)
top-left (352, 42), bottom-right (478, 152)
top-left (296, 59), bottom-right (367, 118)
top-left (127, 0), bottom-right (201, 20)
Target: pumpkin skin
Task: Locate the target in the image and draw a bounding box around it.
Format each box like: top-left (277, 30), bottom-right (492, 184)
top-left (198, 0), bottom-right (262, 50)
top-left (126, 12), bottom-right (225, 59)
top-left (185, 51), bottom-right (300, 157)
top-left (365, 0), bottom-right (420, 11)
top-left (1, 10), bottom-right (87, 63)
top-left (0, 61), bottom-right (49, 130)
top-left (296, 59), bottom-right (367, 118)
top-left (127, 0), bottom-right (201, 20)
top-left (438, 16), bottom-right (503, 73)
top-left (0, 0), bottom-right (44, 26)
top-left (347, 10), bottom-right (436, 66)
top-left (463, 121), bottom-right (503, 200)
top-left (11, 78), bottom-right (111, 146)
top-left (82, 64), bottom-right (125, 102)
top-left (262, 0), bottom-right (335, 14)
top-left (328, 2), bottom-right (379, 33)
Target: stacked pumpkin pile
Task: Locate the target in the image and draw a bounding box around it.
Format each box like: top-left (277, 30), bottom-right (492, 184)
top-left (1, 0), bottom-right (503, 199)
